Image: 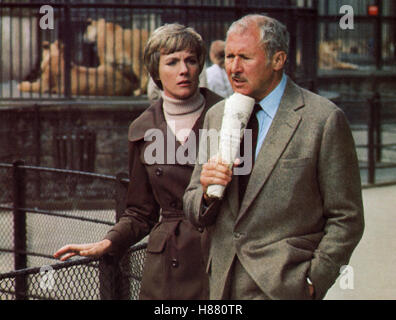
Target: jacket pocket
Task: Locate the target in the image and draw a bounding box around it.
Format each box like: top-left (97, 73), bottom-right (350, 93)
top-left (146, 231), bottom-right (168, 254)
top-left (286, 232), bottom-right (324, 252)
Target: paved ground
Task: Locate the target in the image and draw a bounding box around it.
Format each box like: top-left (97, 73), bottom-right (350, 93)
top-left (325, 184), bottom-right (396, 300)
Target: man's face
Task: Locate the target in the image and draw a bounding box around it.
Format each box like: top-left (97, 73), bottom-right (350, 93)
top-left (225, 26), bottom-right (279, 101)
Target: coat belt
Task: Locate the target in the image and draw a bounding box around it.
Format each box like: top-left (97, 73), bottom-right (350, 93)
top-left (161, 209), bottom-right (185, 219)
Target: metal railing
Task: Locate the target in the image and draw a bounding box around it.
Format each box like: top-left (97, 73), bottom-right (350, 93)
top-left (337, 92), bottom-right (396, 186)
top-left (0, 243), bottom-right (147, 300)
top-left (0, 161), bottom-right (147, 300)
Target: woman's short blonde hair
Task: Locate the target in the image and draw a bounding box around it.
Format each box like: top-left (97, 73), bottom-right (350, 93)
top-left (144, 23), bottom-right (206, 89)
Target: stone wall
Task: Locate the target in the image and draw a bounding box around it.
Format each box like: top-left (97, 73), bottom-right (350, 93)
top-left (0, 101), bottom-right (149, 175)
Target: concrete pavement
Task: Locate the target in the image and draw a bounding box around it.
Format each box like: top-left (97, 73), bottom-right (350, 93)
top-left (325, 184), bottom-right (396, 300)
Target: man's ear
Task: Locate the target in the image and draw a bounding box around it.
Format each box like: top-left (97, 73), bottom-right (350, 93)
top-left (272, 51), bottom-right (287, 71)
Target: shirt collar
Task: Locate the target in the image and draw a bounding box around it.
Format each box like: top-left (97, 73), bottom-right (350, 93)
top-left (257, 73), bottom-right (287, 119)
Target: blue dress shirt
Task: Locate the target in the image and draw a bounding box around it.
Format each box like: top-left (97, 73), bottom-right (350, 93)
top-left (254, 73), bottom-right (287, 159)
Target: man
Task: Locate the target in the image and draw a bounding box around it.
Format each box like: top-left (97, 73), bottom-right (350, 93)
top-left (206, 40), bottom-right (233, 98)
top-left (183, 14), bottom-right (364, 300)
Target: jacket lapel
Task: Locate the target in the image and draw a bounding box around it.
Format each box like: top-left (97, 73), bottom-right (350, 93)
top-left (236, 79), bottom-right (305, 223)
top-left (227, 175), bottom-right (240, 219)
top-left (183, 88), bottom-right (223, 168)
top-left (205, 100), bottom-right (241, 218)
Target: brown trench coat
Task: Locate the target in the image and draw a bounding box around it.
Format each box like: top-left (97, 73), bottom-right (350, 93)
top-left (104, 88), bottom-right (222, 299)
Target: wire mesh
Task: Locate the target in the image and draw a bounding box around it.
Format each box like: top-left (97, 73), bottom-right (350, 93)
top-left (0, 165), bottom-right (14, 275)
top-left (21, 167), bottom-right (116, 268)
top-left (0, 164), bottom-right (147, 300)
top-left (0, 243), bottom-right (147, 300)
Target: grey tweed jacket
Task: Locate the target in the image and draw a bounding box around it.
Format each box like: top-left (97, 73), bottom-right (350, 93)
top-left (183, 77), bottom-right (364, 300)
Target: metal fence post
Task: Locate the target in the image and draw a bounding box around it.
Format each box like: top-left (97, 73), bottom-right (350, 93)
top-left (33, 105), bottom-right (42, 200)
top-left (99, 172), bottom-right (130, 300)
top-left (375, 0), bottom-right (383, 70)
top-left (63, 1), bottom-right (72, 98)
top-left (374, 93), bottom-right (382, 162)
top-left (12, 160), bottom-right (27, 300)
top-left (368, 95), bottom-right (377, 184)
top-left (99, 254), bottom-right (121, 300)
top-left (115, 172), bottom-right (129, 221)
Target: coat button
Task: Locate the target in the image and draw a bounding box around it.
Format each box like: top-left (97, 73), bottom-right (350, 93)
top-left (197, 227), bottom-right (204, 233)
top-left (234, 232), bottom-right (242, 239)
top-left (171, 258), bottom-right (179, 268)
top-left (170, 201), bottom-right (177, 208)
top-left (155, 168), bottom-right (163, 176)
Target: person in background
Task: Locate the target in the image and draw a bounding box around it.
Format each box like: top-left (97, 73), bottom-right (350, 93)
top-left (54, 23), bottom-right (222, 300)
top-left (205, 40), bottom-right (233, 98)
top-left (183, 14), bottom-right (364, 300)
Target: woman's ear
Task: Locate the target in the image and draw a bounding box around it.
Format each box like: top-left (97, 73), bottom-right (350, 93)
top-left (272, 51), bottom-right (287, 71)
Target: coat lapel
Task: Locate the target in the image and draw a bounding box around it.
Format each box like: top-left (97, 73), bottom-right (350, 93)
top-left (236, 79), bottom-right (305, 223)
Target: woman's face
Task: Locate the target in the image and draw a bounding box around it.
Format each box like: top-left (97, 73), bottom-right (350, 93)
top-left (158, 49), bottom-right (200, 100)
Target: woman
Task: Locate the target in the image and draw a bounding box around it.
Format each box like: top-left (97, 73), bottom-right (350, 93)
top-left (54, 24), bottom-right (222, 299)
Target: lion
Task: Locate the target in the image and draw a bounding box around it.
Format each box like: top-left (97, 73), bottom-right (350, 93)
top-left (18, 40), bottom-right (54, 94)
top-left (18, 40), bottom-right (136, 96)
top-left (319, 40), bottom-right (359, 70)
top-left (83, 18), bottom-right (149, 95)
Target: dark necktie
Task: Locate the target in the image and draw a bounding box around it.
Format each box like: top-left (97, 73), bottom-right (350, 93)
top-left (238, 104), bottom-right (261, 206)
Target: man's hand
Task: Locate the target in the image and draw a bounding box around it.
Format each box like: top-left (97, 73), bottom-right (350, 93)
top-left (308, 284), bottom-right (315, 297)
top-left (306, 277), bottom-right (315, 298)
top-left (200, 156), bottom-right (239, 203)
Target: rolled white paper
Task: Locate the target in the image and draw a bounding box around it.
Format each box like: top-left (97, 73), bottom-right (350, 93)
top-left (206, 92), bottom-right (256, 199)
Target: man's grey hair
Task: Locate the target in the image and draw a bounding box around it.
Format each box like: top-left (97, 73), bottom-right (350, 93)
top-left (226, 14), bottom-right (289, 59)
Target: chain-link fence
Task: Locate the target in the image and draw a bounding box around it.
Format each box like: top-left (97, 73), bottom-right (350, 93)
top-left (0, 243), bottom-right (147, 300)
top-left (0, 161), bottom-right (147, 300)
top-left (0, 243), bottom-right (146, 300)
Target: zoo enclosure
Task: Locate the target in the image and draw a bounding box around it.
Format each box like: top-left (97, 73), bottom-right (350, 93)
top-left (0, 1), bottom-right (318, 100)
top-left (318, 0), bottom-right (396, 71)
top-left (0, 161), bottom-right (147, 300)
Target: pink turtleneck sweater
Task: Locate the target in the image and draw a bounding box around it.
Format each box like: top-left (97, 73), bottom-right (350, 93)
top-left (162, 90), bottom-right (205, 144)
